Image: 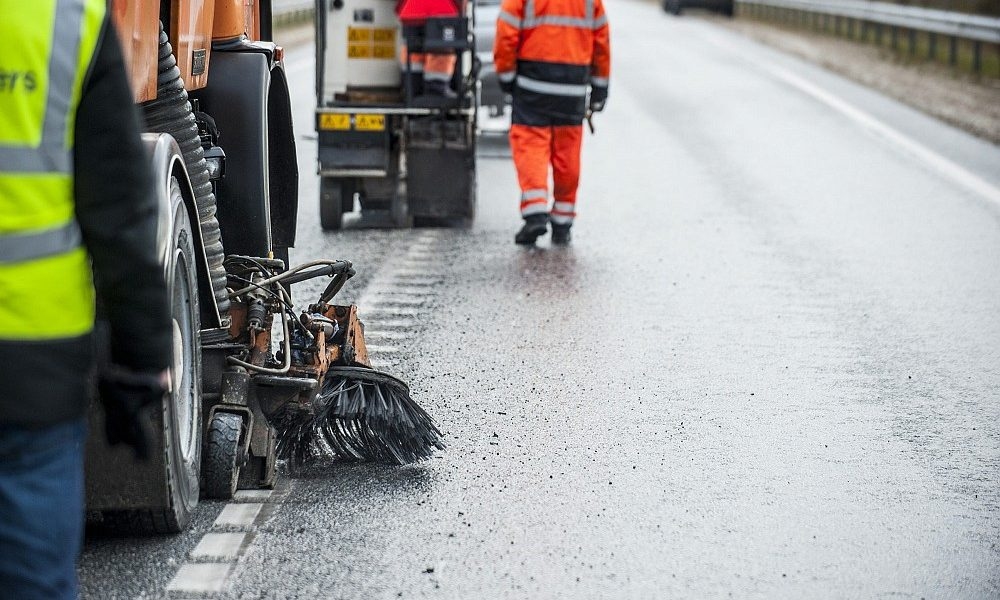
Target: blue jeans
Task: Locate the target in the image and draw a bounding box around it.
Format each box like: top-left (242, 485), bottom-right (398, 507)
top-left (0, 419), bottom-right (86, 600)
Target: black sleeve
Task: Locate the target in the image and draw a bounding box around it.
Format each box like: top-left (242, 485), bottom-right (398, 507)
top-left (74, 17), bottom-right (172, 372)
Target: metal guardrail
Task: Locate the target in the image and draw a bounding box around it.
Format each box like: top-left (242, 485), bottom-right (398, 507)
top-left (736, 0), bottom-right (1000, 44)
top-left (272, 0), bottom-right (315, 24)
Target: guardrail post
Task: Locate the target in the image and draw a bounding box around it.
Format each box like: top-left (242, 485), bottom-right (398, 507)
top-left (891, 25), bottom-right (898, 50)
top-left (929, 32), bottom-right (937, 61)
top-left (973, 41), bottom-right (982, 73)
top-left (949, 35), bottom-right (958, 67)
top-left (908, 28), bottom-right (916, 56)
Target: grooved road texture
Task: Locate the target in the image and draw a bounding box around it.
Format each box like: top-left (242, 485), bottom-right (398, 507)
top-left (79, 1), bottom-right (1000, 598)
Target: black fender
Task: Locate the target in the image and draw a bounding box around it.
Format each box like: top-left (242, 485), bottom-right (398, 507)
top-left (190, 47), bottom-right (299, 262)
top-left (145, 133), bottom-right (224, 329)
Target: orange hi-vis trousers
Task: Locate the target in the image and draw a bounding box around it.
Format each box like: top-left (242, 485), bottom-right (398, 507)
top-left (400, 48), bottom-right (457, 82)
top-left (510, 124), bottom-right (583, 225)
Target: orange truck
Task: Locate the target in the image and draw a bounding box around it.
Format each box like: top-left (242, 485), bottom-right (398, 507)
top-left (84, 1), bottom-right (316, 533)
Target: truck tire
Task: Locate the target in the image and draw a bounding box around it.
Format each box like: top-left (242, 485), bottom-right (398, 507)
top-left (320, 177), bottom-right (345, 230)
top-left (202, 412), bottom-right (242, 500)
top-left (158, 177), bottom-right (204, 530)
top-left (98, 177), bottom-right (203, 533)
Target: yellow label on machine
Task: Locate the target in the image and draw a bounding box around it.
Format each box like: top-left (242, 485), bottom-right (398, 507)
top-left (347, 27), bottom-right (397, 61)
top-left (319, 113), bottom-right (350, 130)
top-left (354, 114), bottom-right (385, 131)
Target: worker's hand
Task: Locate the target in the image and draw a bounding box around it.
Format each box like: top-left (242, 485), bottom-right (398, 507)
top-left (98, 366), bottom-right (170, 460)
top-left (589, 86), bottom-right (608, 113)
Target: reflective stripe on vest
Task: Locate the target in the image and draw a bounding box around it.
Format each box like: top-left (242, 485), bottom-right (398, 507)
top-left (0, 0), bottom-right (106, 339)
top-left (513, 0), bottom-right (602, 30)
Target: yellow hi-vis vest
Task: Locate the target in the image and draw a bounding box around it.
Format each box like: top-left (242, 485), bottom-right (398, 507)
top-left (0, 0), bottom-right (106, 340)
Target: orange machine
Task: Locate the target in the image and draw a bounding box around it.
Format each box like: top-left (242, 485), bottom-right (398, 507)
top-left (86, 0), bottom-right (300, 533)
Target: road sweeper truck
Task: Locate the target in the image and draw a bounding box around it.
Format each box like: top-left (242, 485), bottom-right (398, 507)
top-left (86, 0), bottom-right (442, 534)
top-left (315, 0), bottom-right (478, 228)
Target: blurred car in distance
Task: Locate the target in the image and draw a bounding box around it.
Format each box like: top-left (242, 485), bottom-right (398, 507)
top-left (473, 0), bottom-right (509, 119)
top-left (663, 0), bottom-right (734, 16)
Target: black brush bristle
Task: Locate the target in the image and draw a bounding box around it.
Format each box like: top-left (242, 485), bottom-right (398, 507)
top-left (274, 366), bottom-right (444, 467)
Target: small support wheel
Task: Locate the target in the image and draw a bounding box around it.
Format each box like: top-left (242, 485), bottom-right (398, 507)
top-left (202, 412), bottom-right (243, 500)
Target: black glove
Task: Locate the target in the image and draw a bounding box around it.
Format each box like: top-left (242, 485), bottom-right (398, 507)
top-left (589, 86), bottom-right (608, 113)
top-left (98, 366), bottom-right (168, 460)
top-left (499, 77), bottom-right (514, 95)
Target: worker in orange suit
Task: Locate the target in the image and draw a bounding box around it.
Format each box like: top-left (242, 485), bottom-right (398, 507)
top-left (494, 0), bottom-right (610, 245)
top-left (401, 48), bottom-right (458, 99)
top-left (397, 0), bottom-right (463, 99)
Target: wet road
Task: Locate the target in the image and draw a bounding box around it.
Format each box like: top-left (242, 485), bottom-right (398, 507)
top-left (79, 1), bottom-right (1000, 597)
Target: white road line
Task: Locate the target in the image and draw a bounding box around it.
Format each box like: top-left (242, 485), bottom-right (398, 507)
top-left (365, 344), bottom-right (400, 354)
top-left (369, 297), bottom-right (426, 308)
top-left (389, 268), bottom-right (446, 278)
top-left (190, 533), bottom-right (248, 561)
top-left (166, 563), bottom-right (233, 594)
top-left (697, 28), bottom-right (1000, 207)
top-left (364, 329), bottom-right (410, 340)
top-left (213, 503), bottom-right (263, 529)
top-left (233, 489), bottom-right (273, 502)
top-left (369, 318), bottom-right (418, 329)
top-left (766, 65), bottom-right (1000, 207)
top-left (365, 288), bottom-right (435, 298)
top-left (364, 306), bottom-right (419, 317)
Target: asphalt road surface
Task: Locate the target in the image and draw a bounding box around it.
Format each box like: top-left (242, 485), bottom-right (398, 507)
top-left (79, 1), bottom-right (1000, 597)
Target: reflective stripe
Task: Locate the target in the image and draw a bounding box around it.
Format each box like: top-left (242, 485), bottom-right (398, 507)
top-left (498, 71), bottom-right (516, 83)
top-left (0, 0), bottom-right (84, 174)
top-left (498, 10), bottom-right (521, 28)
top-left (519, 0), bottom-right (602, 30)
top-left (591, 76), bottom-right (609, 87)
top-left (516, 76), bottom-right (588, 97)
top-left (521, 15), bottom-right (607, 29)
top-left (0, 221), bottom-right (82, 264)
top-left (553, 201), bottom-right (575, 213)
top-left (550, 212), bottom-right (574, 225)
top-left (521, 189), bottom-right (547, 201)
top-left (521, 202), bottom-right (549, 217)
top-left (423, 71), bottom-right (451, 82)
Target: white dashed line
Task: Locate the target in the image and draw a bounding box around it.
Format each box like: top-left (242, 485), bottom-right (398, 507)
top-left (233, 489), bottom-right (273, 502)
top-left (190, 533), bottom-right (248, 561)
top-left (213, 503), bottom-right (263, 529)
top-left (365, 344), bottom-right (401, 354)
top-left (166, 563), bottom-right (233, 594)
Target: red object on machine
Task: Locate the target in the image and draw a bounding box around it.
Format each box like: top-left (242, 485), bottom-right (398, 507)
top-left (395, 0), bottom-right (459, 24)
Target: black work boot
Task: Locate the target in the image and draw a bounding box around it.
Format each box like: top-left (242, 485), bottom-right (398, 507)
top-left (514, 214), bottom-right (549, 245)
top-left (551, 224), bottom-right (572, 245)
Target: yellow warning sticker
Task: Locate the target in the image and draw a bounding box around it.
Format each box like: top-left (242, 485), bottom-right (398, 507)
top-left (346, 27), bottom-right (396, 61)
top-left (318, 113), bottom-right (350, 130)
top-left (354, 114), bottom-right (385, 131)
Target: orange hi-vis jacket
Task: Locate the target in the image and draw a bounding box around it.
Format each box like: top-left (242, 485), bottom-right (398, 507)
top-left (494, 0), bottom-right (610, 125)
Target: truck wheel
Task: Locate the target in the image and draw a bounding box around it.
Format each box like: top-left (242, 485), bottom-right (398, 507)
top-left (158, 177), bottom-right (204, 530)
top-left (320, 177), bottom-right (344, 231)
top-left (104, 177), bottom-right (203, 533)
top-left (202, 412), bottom-right (242, 500)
